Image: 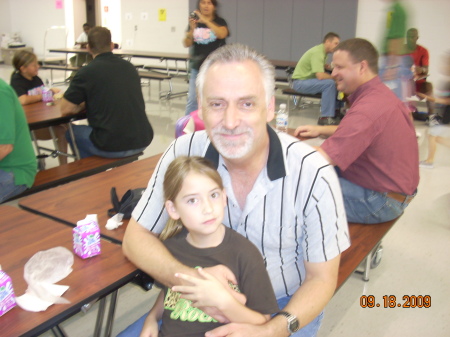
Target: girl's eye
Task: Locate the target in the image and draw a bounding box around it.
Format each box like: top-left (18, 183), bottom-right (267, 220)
top-left (211, 192), bottom-right (220, 199)
top-left (187, 198), bottom-right (198, 204)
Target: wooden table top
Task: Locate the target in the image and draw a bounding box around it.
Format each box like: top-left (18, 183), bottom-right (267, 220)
top-left (19, 154), bottom-right (162, 244)
top-left (23, 100), bottom-right (86, 130)
top-left (0, 206), bottom-right (138, 337)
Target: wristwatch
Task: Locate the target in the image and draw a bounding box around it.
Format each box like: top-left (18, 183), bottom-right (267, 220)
top-left (275, 311), bottom-right (300, 334)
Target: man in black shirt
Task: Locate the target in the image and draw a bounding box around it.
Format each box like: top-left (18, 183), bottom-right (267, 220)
top-left (61, 26), bottom-right (153, 158)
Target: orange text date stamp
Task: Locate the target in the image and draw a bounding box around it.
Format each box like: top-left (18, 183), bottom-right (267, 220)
top-left (360, 295), bottom-right (431, 308)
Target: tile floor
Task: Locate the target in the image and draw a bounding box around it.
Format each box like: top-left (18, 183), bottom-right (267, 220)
top-left (1, 63), bottom-right (449, 337)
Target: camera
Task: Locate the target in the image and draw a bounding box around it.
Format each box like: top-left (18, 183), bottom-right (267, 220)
top-left (190, 11), bottom-right (199, 20)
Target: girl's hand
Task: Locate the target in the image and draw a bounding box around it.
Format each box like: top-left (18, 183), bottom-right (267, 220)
top-left (139, 315), bottom-right (159, 337)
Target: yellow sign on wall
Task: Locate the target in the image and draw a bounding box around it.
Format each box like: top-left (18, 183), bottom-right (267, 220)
top-left (159, 9), bottom-right (167, 21)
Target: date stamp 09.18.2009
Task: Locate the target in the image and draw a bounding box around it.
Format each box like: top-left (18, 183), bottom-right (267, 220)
top-left (360, 295), bottom-right (431, 308)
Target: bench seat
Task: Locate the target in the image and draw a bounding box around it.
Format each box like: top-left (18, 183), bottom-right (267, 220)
top-left (138, 70), bottom-right (187, 100)
top-left (336, 218), bottom-right (399, 290)
top-left (282, 88), bottom-right (322, 110)
top-left (6, 153), bottom-right (142, 201)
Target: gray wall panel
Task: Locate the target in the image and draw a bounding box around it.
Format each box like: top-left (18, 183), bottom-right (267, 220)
top-left (189, 0), bottom-right (358, 63)
top-left (323, 0), bottom-right (358, 41)
top-left (236, 0), bottom-right (265, 52)
top-left (262, 0), bottom-right (294, 59)
top-left (291, 0), bottom-right (325, 61)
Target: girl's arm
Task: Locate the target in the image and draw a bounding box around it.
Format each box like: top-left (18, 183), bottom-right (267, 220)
top-left (18, 94), bottom-right (42, 105)
top-left (140, 290), bottom-right (165, 337)
top-left (172, 268), bottom-right (270, 325)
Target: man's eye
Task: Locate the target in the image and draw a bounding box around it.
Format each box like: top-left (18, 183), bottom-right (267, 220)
top-left (242, 101), bottom-right (254, 108)
top-left (209, 101), bottom-right (224, 109)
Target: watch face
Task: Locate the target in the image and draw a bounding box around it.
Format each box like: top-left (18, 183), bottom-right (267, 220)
top-left (289, 318), bottom-right (300, 332)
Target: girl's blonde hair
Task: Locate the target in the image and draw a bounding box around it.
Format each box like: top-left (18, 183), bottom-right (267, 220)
top-left (159, 156), bottom-right (224, 241)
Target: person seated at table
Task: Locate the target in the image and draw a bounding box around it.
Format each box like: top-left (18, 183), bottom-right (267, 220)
top-left (295, 38), bottom-right (419, 224)
top-left (60, 26), bottom-right (153, 159)
top-left (67, 23), bottom-right (93, 81)
top-left (10, 50), bottom-right (68, 165)
top-left (0, 78), bottom-right (37, 203)
top-left (135, 156), bottom-right (278, 337)
top-left (405, 28), bottom-right (434, 116)
top-left (291, 32), bottom-right (341, 126)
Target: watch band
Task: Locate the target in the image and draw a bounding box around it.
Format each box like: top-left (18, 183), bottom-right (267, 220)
top-left (275, 311), bottom-right (300, 334)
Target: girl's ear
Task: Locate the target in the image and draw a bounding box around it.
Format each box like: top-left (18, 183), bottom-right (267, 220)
top-left (165, 200), bottom-right (180, 220)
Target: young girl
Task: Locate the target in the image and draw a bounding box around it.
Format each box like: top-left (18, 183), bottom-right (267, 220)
top-left (10, 50), bottom-right (68, 165)
top-left (139, 156), bottom-right (278, 337)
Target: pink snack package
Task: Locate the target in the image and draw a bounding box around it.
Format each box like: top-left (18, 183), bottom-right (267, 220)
top-left (0, 268), bottom-right (16, 316)
top-left (73, 214), bottom-right (101, 259)
top-left (42, 88), bottom-right (54, 103)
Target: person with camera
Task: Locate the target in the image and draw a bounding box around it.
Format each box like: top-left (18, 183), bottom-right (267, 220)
top-left (183, 0), bottom-right (229, 115)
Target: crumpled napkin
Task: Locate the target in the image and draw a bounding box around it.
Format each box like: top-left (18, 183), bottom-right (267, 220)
top-left (105, 213), bottom-right (124, 230)
top-left (15, 246), bottom-right (74, 312)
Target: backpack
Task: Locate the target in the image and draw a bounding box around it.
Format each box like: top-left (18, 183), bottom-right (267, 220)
top-left (108, 187), bottom-right (145, 219)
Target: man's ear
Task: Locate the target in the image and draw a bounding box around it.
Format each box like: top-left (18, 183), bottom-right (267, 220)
top-left (198, 99), bottom-right (204, 120)
top-left (360, 60), bottom-right (369, 74)
top-left (266, 95), bottom-right (276, 122)
top-left (165, 200), bottom-right (180, 220)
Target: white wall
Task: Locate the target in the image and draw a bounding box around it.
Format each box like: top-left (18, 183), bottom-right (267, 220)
top-left (120, 0), bottom-right (188, 53)
top-left (356, 0), bottom-right (450, 88)
top-left (8, 0), bottom-right (66, 58)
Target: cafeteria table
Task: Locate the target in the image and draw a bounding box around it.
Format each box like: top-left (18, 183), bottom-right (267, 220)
top-left (19, 154), bottom-right (162, 244)
top-left (24, 100), bottom-right (87, 161)
top-left (0, 206), bottom-right (138, 337)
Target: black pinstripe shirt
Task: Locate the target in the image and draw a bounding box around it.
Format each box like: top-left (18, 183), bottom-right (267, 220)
top-left (133, 126), bottom-right (350, 298)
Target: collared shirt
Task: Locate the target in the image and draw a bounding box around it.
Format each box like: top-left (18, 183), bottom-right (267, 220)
top-left (63, 52), bottom-right (153, 152)
top-left (133, 126), bottom-right (350, 299)
top-left (322, 76), bottom-right (419, 195)
top-left (292, 44), bottom-right (327, 80)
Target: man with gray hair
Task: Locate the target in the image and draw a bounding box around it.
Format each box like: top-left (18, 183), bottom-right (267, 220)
top-left (121, 44), bottom-right (349, 337)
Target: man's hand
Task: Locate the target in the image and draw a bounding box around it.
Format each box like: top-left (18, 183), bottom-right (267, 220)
top-left (172, 267), bottom-right (247, 323)
top-left (294, 125), bottom-right (321, 139)
top-left (172, 268), bottom-right (240, 308)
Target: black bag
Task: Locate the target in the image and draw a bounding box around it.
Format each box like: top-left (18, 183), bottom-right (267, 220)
top-left (108, 187), bottom-right (146, 219)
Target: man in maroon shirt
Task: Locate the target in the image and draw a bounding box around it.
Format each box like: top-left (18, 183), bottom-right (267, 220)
top-left (295, 38), bottom-right (419, 224)
top-left (406, 28), bottom-right (434, 115)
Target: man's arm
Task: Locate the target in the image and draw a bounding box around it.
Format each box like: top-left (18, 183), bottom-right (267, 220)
top-left (0, 144), bottom-right (13, 161)
top-left (294, 124), bottom-right (338, 139)
top-left (205, 255), bottom-right (341, 337)
top-left (60, 98), bottom-right (85, 115)
top-left (315, 72), bottom-right (333, 80)
top-left (122, 218), bottom-right (193, 288)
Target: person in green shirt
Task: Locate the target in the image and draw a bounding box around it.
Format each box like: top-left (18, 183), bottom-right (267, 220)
top-left (379, 0), bottom-right (414, 103)
top-left (292, 32), bottom-right (341, 126)
top-left (0, 78), bottom-right (37, 202)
